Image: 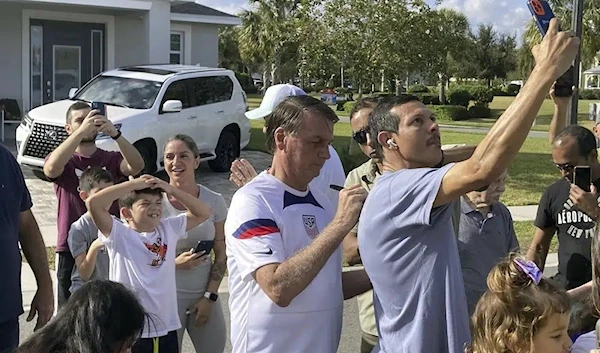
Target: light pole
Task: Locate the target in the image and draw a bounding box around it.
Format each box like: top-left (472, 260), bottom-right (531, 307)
top-left (569, 0), bottom-right (584, 125)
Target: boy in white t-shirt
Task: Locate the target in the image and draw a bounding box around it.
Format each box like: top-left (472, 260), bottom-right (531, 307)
top-left (86, 174), bottom-right (212, 353)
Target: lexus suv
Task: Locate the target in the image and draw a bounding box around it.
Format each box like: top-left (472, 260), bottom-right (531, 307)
top-left (16, 64), bottom-right (251, 180)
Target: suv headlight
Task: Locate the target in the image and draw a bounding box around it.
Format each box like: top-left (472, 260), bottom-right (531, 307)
top-left (96, 123), bottom-right (122, 140)
top-left (20, 114), bottom-right (33, 130)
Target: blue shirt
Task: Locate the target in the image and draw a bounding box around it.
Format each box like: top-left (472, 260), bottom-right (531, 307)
top-left (358, 164), bottom-right (470, 353)
top-left (0, 142), bottom-right (33, 323)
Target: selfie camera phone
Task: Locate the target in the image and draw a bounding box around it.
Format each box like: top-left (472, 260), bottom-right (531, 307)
top-left (91, 101), bottom-right (106, 117)
top-left (193, 240), bottom-right (214, 255)
top-left (527, 0), bottom-right (574, 97)
top-left (574, 166), bottom-right (592, 192)
top-left (527, 0), bottom-right (555, 36)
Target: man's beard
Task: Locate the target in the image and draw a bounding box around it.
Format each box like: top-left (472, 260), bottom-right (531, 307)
top-left (80, 136), bottom-right (96, 143)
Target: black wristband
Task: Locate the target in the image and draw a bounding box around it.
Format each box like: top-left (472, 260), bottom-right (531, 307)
top-left (434, 151), bottom-right (444, 168)
top-left (111, 130), bottom-right (122, 140)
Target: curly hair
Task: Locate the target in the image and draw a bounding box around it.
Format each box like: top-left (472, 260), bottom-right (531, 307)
top-left (466, 254), bottom-right (571, 353)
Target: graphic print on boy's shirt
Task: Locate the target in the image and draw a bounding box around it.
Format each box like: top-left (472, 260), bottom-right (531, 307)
top-left (144, 237), bottom-right (167, 267)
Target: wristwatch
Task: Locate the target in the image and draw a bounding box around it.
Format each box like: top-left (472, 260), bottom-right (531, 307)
top-left (204, 291), bottom-right (218, 302)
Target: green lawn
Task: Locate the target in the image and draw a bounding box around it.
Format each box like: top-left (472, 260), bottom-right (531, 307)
top-left (248, 94), bottom-right (598, 131)
top-left (514, 221), bottom-right (558, 253)
top-left (247, 119), bottom-right (559, 206)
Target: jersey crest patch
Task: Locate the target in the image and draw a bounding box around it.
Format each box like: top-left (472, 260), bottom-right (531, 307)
top-left (303, 215), bottom-right (319, 239)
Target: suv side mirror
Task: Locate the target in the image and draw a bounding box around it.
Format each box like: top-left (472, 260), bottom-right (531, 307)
top-left (162, 100), bottom-right (182, 113)
top-left (68, 88), bottom-right (78, 99)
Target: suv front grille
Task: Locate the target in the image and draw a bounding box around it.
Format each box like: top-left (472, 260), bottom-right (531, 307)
top-left (24, 122), bottom-right (68, 159)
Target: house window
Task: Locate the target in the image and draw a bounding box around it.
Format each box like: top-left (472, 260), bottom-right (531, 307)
top-left (170, 32), bottom-right (184, 64)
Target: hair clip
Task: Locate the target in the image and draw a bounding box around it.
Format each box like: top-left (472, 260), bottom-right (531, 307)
top-left (513, 258), bottom-right (542, 285)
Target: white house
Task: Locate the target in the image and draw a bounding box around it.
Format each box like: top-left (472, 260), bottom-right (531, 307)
top-left (0, 0), bottom-right (240, 115)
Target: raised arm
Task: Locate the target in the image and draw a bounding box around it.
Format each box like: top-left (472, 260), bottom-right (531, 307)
top-left (75, 239), bottom-right (104, 281)
top-left (548, 84), bottom-right (571, 143)
top-left (434, 19), bottom-right (579, 207)
top-left (146, 178), bottom-right (212, 230)
top-left (441, 144), bottom-right (476, 165)
top-left (44, 110), bottom-right (100, 179)
top-left (95, 117), bottom-right (144, 176)
top-left (251, 186), bottom-right (366, 307)
top-left (86, 176), bottom-right (152, 235)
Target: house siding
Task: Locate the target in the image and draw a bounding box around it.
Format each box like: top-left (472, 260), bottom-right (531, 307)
top-left (114, 14), bottom-right (147, 67)
top-left (0, 3), bottom-right (23, 110)
top-left (191, 23), bottom-right (218, 67)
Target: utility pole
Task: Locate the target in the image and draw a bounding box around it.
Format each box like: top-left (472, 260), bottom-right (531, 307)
top-left (569, 0), bottom-right (584, 125)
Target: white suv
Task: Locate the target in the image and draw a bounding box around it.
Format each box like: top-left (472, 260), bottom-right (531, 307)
top-left (16, 64), bottom-right (251, 179)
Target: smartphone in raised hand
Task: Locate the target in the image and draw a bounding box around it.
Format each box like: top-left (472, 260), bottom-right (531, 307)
top-left (527, 0), bottom-right (574, 97)
top-left (91, 101), bottom-right (106, 117)
top-left (574, 166), bottom-right (592, 192)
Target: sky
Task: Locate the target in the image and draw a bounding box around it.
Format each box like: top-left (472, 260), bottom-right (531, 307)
top-left (196, 0), bottom-right (534, 41)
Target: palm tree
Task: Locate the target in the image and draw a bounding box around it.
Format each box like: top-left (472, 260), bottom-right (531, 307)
top-left (237, 0), bottom-right (304, 90)
top-left (522, 0), bottom-right (600, 73)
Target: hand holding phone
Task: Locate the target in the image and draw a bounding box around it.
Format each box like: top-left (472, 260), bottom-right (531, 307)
top-left (193, 240), bottom-right (214, 255)
top-left (574, 166), bottom-right (592, 192)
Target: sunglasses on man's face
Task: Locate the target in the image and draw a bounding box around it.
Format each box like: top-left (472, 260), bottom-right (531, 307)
top-left (352, 129), bottom-right (369, 145)
top-left (555, 163), bottom-right (575, 172)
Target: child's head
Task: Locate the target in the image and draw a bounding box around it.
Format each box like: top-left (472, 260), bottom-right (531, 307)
top-left (17, 280), bottom-right (146, 353)
top-left (79, 167), bottom-right (114, 201)
top-left (467, 255), bottom-right (572, 353)
top-left (119, 188), bottom-right (163, 231)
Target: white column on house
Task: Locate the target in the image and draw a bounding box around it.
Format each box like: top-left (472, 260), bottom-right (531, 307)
top-left (142, 0), bottom-right (170, 64)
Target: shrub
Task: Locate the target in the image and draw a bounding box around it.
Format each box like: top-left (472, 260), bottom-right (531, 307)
top-left (507, 84), bottom-right (521, 96)
top-left (414, 93), bottom-right (441, 105)
top-left (492, 87), bottom-right (511, 97)
top-left (235, 72), bottom-right (258, 94)
top-left (447, 88), bottom-right (472, 107)
top-left (343, 101), bottom-right (355, 115)
top-left (579, 89), bottom-right (600, 100)
top-left (372, 92), bottom-right (393, 98)
top-left (467, 85), bottom-right (494, 107)
top-left (468, 105), bottom-right (492, 119)
top-left (407, 84), bottom-right (430, 94)
top-left (428, 105), bottom-right (470, 121)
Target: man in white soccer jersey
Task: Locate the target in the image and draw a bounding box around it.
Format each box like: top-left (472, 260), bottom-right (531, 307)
top-left (225, 95), bottom-right (372, 353)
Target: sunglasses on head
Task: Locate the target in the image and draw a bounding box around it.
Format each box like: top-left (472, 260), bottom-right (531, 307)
top-left (352, 128), bottom-right (369, 145)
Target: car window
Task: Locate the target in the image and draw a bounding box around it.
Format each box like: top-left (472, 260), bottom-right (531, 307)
top-left (161, 80), bottom-right (191, 110)
top-left (75, 76), bottom-right (163, 109)
top-left (192, 76), bottom-right (234, 107)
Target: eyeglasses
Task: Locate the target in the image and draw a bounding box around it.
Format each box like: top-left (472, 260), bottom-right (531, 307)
top-left (352, 128), bottom-right (369, 145)
top-left (555, 163), bottom-right (576, 172)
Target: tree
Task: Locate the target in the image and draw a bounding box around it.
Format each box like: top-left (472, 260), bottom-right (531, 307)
top-left (470, 24), bottom-right (517, 86)
top-left (218, 27), bottom-right (246, 73)
top-left (423, 8), bottom-right (471, 102)
top-left (522, 0), bottom-right (600, 71)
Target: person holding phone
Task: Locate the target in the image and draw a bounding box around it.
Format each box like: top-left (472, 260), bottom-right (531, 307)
top-left (161, 134), bottom-right (228, 353)
top-left (43, 101), bottom-right (144, 309)
top-left (526, 125), bottom-right (600, 295)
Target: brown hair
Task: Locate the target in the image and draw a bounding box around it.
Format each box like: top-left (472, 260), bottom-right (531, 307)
top-left (79, 167), bottom-right (113, 193)
top-left (119, 188), bottom-right (163, 209)
top-left (264, 95), bottom-right (338, 154)
top-left (466, 254), bottom-right (571, 353)
top-left (66, 101), bottom-right (91, 124)
top-left (349, 97), bottom-right (380, 121)
top-left (164, 134), bottom-right (200, 158)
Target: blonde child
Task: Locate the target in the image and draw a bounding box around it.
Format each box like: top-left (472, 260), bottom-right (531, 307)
top-left (466, 255), bottom-right (572, 353)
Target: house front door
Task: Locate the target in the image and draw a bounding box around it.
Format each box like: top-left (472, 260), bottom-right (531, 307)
top-left (30, 20), bottom-right (105, 108)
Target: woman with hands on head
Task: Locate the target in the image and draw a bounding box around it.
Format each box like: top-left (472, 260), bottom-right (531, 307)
top-left (162, 134), bottom-right (228, 353)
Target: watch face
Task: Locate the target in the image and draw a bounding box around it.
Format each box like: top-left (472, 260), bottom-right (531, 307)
top-left (206, 292), bottom-right (218, 301)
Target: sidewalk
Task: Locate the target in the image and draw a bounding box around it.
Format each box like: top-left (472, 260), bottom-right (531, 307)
top-left (507, 205), bottom-right (538, 221)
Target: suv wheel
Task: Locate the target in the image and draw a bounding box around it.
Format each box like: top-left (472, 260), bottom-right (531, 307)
top-left (209, 130), bottom-right (239, 173)
top-left (136, 143), bottom-right (157, 175)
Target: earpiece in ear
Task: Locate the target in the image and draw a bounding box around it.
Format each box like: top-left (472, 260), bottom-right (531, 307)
top-left (387, 139), bottom-right (398, 148)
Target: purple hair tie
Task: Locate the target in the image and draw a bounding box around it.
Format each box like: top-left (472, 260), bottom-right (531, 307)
top-left (513, 258), bottom-right (542, 285)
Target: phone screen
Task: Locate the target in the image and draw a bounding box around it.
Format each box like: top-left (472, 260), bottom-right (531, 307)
top-left (574, 166), bottom-right (592, 192)
top-left (194, 240), bottom-right (214, 255)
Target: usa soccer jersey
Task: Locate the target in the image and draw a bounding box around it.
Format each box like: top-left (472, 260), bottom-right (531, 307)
top-left (225, 171), bottom-right (343, 353)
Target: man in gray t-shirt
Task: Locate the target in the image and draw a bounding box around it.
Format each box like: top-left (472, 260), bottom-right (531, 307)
top-left (359, 39), bottom-right (577, 351)
top-left (456, 170), bottom-right (519, 314)
top-left (68, 213), bottom-right (109, 294)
